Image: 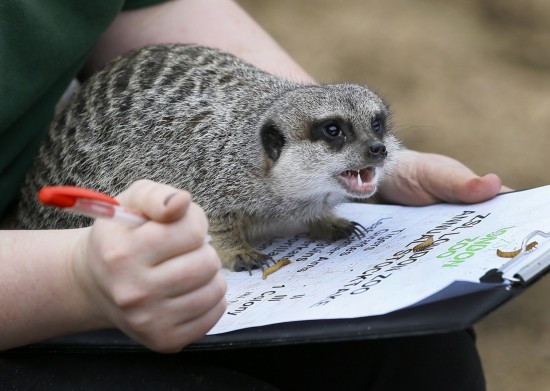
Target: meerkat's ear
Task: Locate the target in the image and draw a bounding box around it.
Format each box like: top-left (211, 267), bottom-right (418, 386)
top-left (260, 120), bottom-right (286, 161)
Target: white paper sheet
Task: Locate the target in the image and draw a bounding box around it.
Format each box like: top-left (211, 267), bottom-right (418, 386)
top-left (209, 185), bottom-right (550, 335)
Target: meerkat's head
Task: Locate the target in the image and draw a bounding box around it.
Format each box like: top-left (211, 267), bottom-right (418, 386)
top-left (260, 83), bottom-right (399, 203)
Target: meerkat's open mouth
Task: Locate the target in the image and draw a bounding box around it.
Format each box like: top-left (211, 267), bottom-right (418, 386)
top-left (338, 167), bottom-right (377, 195)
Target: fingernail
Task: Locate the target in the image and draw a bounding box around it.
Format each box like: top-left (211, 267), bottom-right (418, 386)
top-left (163, 193), bottom-right (177, 206)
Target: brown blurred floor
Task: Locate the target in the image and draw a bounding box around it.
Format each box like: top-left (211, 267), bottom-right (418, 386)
top-left (238, 1), bottom-right (550, 389)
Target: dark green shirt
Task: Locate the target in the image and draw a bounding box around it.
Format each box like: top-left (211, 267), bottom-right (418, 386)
top-left (0, 0), bottom-right (165, 218)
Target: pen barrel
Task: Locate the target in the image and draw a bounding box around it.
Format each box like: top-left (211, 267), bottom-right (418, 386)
top-left (112, 207), bottom-right (148, 226)
top-left (73, 199), bottom-right (147, 226)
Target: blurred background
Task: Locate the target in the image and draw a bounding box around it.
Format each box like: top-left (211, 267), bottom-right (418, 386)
top-left (237, 0), bottom-right (549, 389)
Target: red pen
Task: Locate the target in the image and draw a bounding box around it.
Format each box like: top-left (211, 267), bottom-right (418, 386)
top-left (38, 186), bottom-right (148, 226)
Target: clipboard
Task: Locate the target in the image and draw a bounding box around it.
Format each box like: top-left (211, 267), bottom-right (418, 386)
top-left (16, 231), bottom-right (549, 353)
top-left (10, 187), bottom-right (550, 353)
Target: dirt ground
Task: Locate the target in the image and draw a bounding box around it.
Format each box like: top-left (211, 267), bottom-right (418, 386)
top-left (237, 1), bottom-right (550, 389)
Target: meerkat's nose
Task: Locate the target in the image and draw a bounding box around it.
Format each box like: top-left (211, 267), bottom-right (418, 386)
top-left (368, 142), bottom-right (387, 159)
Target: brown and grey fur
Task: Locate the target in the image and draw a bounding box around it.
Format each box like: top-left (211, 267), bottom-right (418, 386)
top-left (11, 44), bottom-right (399, 271)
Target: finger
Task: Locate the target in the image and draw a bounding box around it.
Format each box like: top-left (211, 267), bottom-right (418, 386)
top-left (116, 179), bottom-right (192, 223)
top-left (111, 270), bottom-right (226, 352)
top-left (165, 271), bottom-right (227, 323)
top-left (132, 202), bottom-right (209, 265)
top-left (148, 244), bottom-right (222, 297)
top-left (414, 152), bottom-right (502, 204)
top-left (149, 298), bottom-right (227, 353)
top-left (140, 273), bottom-right (227, 353)
top-left (449, 173), bottom-right (503, 204)
top-left (375, 150), bottom-right (441, 205)
top-left (378, 176), bottom-right (438, 206)
top-left (173, 296), bottom-right (227, 348)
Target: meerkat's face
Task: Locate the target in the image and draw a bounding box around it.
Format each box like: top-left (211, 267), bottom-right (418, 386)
top-left (307, 114), bottom-right (391, 199)
top-left (261, 84), bottom-right (400, 202)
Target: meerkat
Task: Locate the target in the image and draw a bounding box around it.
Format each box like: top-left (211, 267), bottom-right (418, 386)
top-left (11, 44), bottom-right (399, 272)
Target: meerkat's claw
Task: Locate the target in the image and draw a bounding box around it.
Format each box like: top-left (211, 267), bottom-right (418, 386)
top-left (350, 221), bottom-right (367, 239)
top-left (258, 259), bottom-right (272, 271)
top-left (309, 216), bottom-right (364, 241)
top-left (227, 250), bottom-right (271, 273)
top-left (332, 219), bottom-right (368, 240)
top-left (258, 259), bottom-right (275, 271)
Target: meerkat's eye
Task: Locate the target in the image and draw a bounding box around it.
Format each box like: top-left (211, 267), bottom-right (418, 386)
top-left (323, 123), bottom-right (343, 138)
top-left (310, 119), bottom-right (349, 148)
top-left (371, 117), bottom-right (385, 134)
top-left (371, 118), bottom-right (381, 133)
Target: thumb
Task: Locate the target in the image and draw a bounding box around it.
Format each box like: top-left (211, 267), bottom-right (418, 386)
top-left (116, 180), bottom-right (192, 223)
top-left (419, 152), bottom-right (504, 203)
top-left (446, 173), bottom-right (504, 204)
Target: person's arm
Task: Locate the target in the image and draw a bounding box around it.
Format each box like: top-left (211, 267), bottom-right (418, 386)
top-left (0, 228), bottom-right (105, 348)
top-left (0, 181), bottom-right (226, 352)
top-left (82, 0), bottom-right (314, 83)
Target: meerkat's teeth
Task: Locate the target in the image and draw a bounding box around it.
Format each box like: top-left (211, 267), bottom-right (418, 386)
top-left (357, 170), bottom-right (363, 186)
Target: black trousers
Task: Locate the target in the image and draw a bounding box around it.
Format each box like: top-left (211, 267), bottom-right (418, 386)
top-left (0, 330), bottom-right (485, 391)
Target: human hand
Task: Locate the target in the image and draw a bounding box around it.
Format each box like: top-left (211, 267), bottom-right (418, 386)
top-left (72, 180), bottom-right (227, 352)
top-left (375, 150), bottom-right (512, 206)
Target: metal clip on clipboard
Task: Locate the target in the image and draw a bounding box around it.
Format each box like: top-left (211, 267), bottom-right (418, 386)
top-left (480, 230), bottom-right (550, 284)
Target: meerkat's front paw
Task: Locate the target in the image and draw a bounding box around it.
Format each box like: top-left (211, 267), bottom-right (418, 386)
top-left (309, 216), bottom-right (367, 241)
top-left (220, 248), bottom-right (271, 272)
top-left (210, 222), bottom-right (272, 273)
